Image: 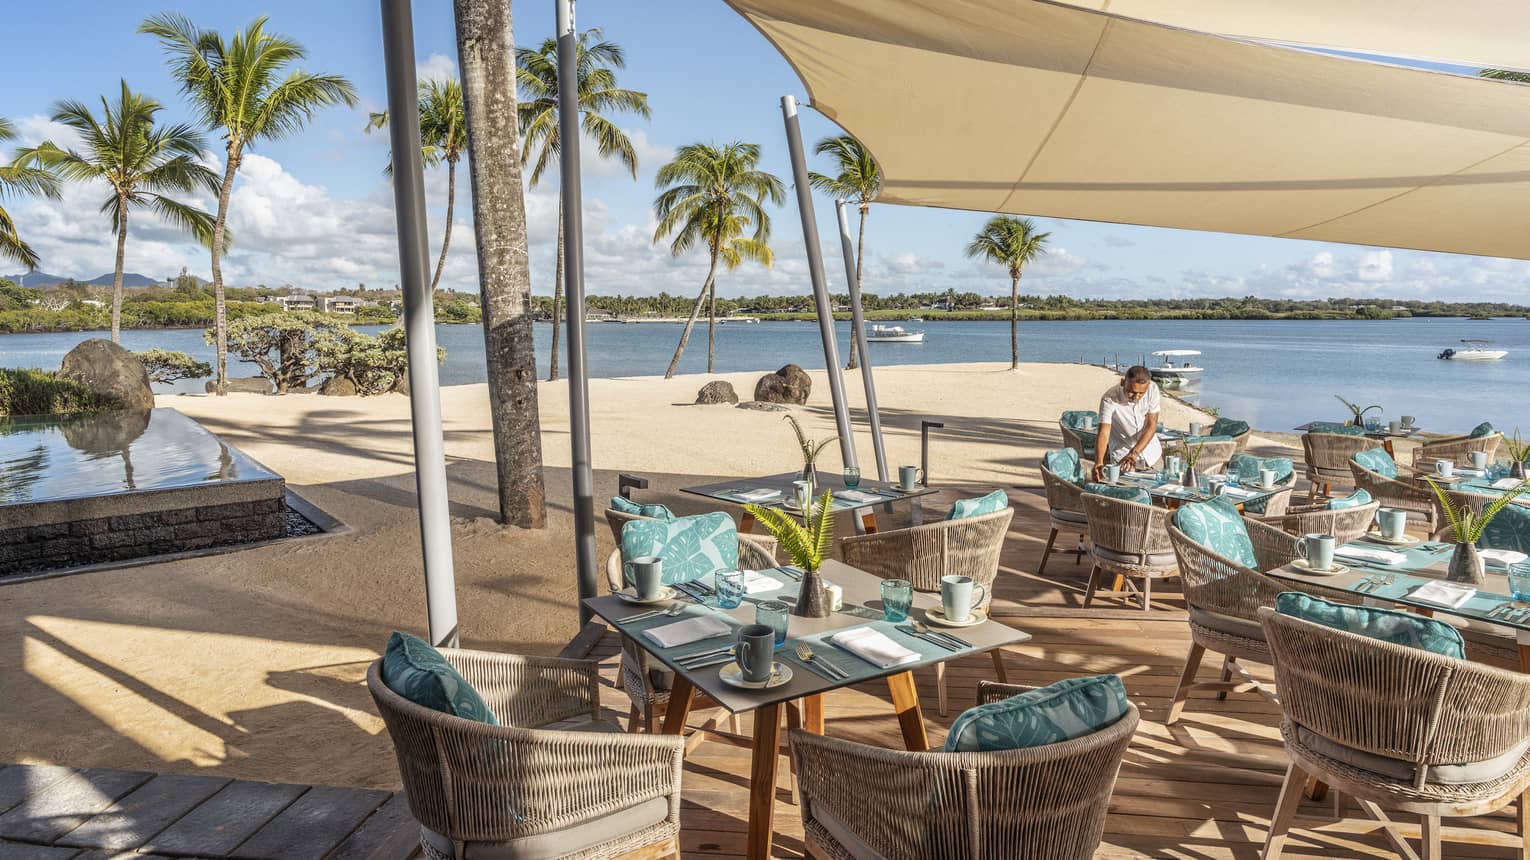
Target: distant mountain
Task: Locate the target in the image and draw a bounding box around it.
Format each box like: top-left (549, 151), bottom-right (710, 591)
top-left (1, 271), bottom-right (163, 288)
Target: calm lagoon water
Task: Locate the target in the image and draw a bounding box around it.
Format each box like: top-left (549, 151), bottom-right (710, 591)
top-left (2, 317), bottom-right (1525, 435)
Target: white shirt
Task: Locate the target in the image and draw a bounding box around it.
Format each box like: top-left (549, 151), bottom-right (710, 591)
top-left (1098, 382), bottom-right (1162, 466)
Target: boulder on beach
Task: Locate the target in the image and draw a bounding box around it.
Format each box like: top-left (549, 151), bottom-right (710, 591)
top-left (695, 380), bottom-right (738, 405)
top-left (208, 376), bottom-right (274, 395)
top-left (319, 376), bottom-right (358, 397)
top-left (754, 364), bottom-right (811, 405)
top-left (58, 338), bottom-right (154, 410)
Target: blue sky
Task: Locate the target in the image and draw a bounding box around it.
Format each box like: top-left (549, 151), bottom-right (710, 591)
top-left (4, 0), bottom-right (1528, 302)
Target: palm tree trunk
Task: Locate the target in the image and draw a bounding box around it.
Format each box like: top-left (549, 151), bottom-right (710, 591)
top-left (210, 147), bottom-right (239, 395)
top-left (666, 247), bottom-right (720, 379)
top-left (549, 199), bottom-right (563, 382)
top-left (110, 195), bottom-right (127, 343)
top-left (706, 279), bottom-right (716, 373)
top-left (847, 204), bottom-right (869, 370)
top-left (1010, 272), bottom-right (1020, 370)
top-left (428, 155), bottom-right (457, 293)
top-left (455, 0), bottom-right (547, 528)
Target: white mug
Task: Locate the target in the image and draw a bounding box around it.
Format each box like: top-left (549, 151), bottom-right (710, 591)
top-left (1402, 415), bottom-right (1416, 428)
top-left (1188, 422), bottom-right (1204, 437)
top-left (1259, 468), bottom-right (1277, 489)
top-left (1104, 463), bottom-right (1121, 483)
top-left (1471, 451), bottom-right (1489, 470)
top-left (1435, 459), bottom-right (1455, 478)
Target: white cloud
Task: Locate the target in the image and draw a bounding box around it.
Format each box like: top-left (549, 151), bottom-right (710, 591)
top-left (1308, 251), bottom-right (1335, 278)
top-left (416, 53), bottom-right (458, 85)
top-left (11, 115), bottom-right (78, 150)
top-left (1102, 234), bottom-right (1135, 248)
top-left (1357, 250), bottom-right (1393, 282)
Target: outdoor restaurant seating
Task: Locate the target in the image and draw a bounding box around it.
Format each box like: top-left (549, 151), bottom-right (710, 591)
top-left (604, 501), bottom-right (778, 559)
top-left (1209, 417), bottom-right (1253, 452)
top-left (1225, 453), bottom-right (1296, 517)
top-left (1349, 450), bottom-right (1442, 531)
top-left (1169, 435), bottom-right (1238, 476)
top-left (1080, 489), bottom-right (1177, 611)
top-left (1058, 410), bottom-right (1098, 459)
top-left (1039, 448), bottom-right (1089, 575)
top-left (367, 647), bottom-right (686, 860)
top-left (1302, 429), bottom-right (1384, 501)
top-left (1258, 603), bottom-right (1530, 860)
top-left (789, 679), bottom-right (1139, 860)
top-left (1435, 487), bottom-right (1530, 553)
top-left (1258, 494), bottom-right (1380, 546)
top-left (840, 503), bottom-right (1015, 715)
top-left (1411, 422), bottom-right (1502, 471)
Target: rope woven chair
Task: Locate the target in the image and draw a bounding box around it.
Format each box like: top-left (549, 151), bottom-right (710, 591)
top-left (604, 507), bottom-right (778, 558)
top-left (1258, 608), bottom-right (1530, 860)
top-left (1256, 498), bottom-right (1380, 546)
top-left (1080, 493), bottom-right (1177, 611)
top-left (367, 652), bottom-right (685, 860)
top-left (1422, 488), bottom-right (1530, 669)
top-left (1302, 431), bottom-right (1383, 502)
top-left (1059, 422), bottom-right (1097, 459)
top-left (1349, 458), bottom-right (1441, 532)
top-left (840, 506), bottom-right (1016, 715)
top-left (1169, 438), bottom-right (1238, 476)
top-left (1040, 462), bottom-right (1088, 575)
top-left (1412, 431), bottom-right (1503, 471)
top-left (790, 681), bottom-right (1139, 860)
top-left (1164, 518), bottom-right (1302, 725)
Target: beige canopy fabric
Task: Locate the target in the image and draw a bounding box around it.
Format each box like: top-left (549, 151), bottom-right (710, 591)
top-left (728, 0), bottom-right (1530, 260)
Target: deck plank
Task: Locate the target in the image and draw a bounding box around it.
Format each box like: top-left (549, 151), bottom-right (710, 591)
top-left (231, 785), bottom-right (391, 860)
top-left (0, 842), bottom-right (81, 859)
top-left (56, 773), bottom-right (230, 850)
top-left (324, 793), bottom-right (419, 860)
top-left (142, 779), bottom-right (306, 857)
top-left (0, 768), bottom-right (152, 845)
top-left (0, 766), bottom-right (75, 818)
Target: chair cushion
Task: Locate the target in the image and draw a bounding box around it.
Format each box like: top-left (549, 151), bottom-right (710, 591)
top-left (1182, 434), bottom-right (1234, 445)
top-left (1173, 497), bottom-right (1259, 570)
top-left (1469, 421), bottom-right (1496, 438)
top-left (381, 632), bottom-right (498, 725)
top-left (1210, 418), bottom-right (1250, 438)
top-left (947, 489), bottom-right (1010, 520)
top-left (1083, 482), bottom-right (1152, 505)
top-left (1188, 606), bottom-right (1265, 642)
top-left (1275, 592), bottom-right (1465, 658)
top-left (1294, 725), bottom-right (1530, 786)
top-left (420, 796), bottom-right (671, 860)
top-left (1092, 545), bottom-right (1177, 568)
top-left (1481, 502), bottom-right (1530, 554)
top-left (1043, 447), bottom-right (1084, 483)
top-left (944, 674), bottom-right (1129, 752)
top-left (1049, 508), bottom-right (1088, 525)
top-left (1353, 448), bottom-right (1398, 479)
top-left (1327, 489), bottom-right (1372, 510)
top-left (1309, 422), bottom-right (1366, 435)
top-left (1228, 454), bottom-right (1295, 484)
top-left (620, 512), bottom-right (738, 585)
top-left (1061, 410), bottom-right (1098, 431)
top-left (608, 496), bottom-right (675, 521)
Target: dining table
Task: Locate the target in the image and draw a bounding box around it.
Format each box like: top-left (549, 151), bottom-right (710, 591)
top-left (1294, 420), bottom-right (1423, 456)
top-left (1108, 469), bottom-right (1284, 511)
top-left (680, 471), bottom-right (940, 534)
top-left (1409, 469), bottom-right (1529, 500)
top-left (583, 558), bottom-right (1031, 860)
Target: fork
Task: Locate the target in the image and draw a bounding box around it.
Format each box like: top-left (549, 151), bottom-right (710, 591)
top-left (794, 642), bottom-right (846, 680)
top-left (624, 604), bottom-right (686, 624)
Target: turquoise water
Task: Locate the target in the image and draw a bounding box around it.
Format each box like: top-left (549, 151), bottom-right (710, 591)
top-left (1, 317), bottom-right (1525, 434)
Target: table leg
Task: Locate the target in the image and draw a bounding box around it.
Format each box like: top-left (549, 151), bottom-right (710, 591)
top-left (859, 510), bottom-right (878, 534)
top-left (1384, 439), bottom-right (1396, 457)
top-left (659, 675), bottom-right (696, 736)
top-left (803, 693), bottom-right (825, 735)
top-left (886, 670), bottom-right (930, 751)
top-left (739, 510), bottom-right (757, 534)
top-left (1304, 773), bottom-right (1329, 802)
top-left (1520, 643), bottom-right (1530, 673)
top-left (746, 701), bottom-right (783, 860)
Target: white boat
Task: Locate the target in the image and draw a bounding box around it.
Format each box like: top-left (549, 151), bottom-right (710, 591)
top-left (1148, 349), bottom-right (1204, 383)
top-left (718, 316), bottom-right (760, 325)
top-left (866, 324), bottom-right (925, 343)
top-left (1439, 339), bottom-right (1507, 361)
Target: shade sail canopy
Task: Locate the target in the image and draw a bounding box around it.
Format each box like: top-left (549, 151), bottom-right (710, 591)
top-left (728, 0), bottom-right (1530, 260)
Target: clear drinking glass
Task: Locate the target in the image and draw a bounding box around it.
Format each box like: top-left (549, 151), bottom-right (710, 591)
top-left (1509, 562), bottom-right (1530, 601)
top-left (881, 579), bottom-right (914, 622)
top-left (843, 466), bottom-right (861, 490)
top-left (756, 600), bottom-right (790, 647)
top-left (715, 569), bottom-right (744, 609)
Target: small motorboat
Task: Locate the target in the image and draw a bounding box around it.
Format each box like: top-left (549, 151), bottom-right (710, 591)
top-left (1438, 339), bottom-right (1507, 361)
top-left (866, 324), bottom-right (925, 343)
top-left (1147, 349), bottom-right (1203, 385)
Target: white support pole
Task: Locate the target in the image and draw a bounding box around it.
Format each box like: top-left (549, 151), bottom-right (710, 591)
top-left (836, 200), bottom-right (888, 482)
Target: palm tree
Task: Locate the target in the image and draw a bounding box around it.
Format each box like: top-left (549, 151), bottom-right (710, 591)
top-left (139, 13), bottom-right (357, 394)
top-left (653, 142), bottom-right (785, 378)
top-left (808, 135), bottom-right (881, 370)
top-left (0, 117), bottom-right (61, 271)
top-left (964, 215), bottom-right (1050, 370)
top-left (516, 29), bottom-right (649, 382)
top-left (365, 78), bottom-right (466, 294)
top-left (21, 82), bottom-right (219, 342)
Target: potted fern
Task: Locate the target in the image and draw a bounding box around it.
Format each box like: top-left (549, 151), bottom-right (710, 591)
top-left (745, 491), bottom-right (835, 618)
top-left (1335, 394), bottom-right (1382, 428)
top-left (1506, 429), bottom-right (1530, 480)
top-left (1173, 437), bottom-right (1208, 490)
top-left (784, 414), bottom-right (838, 490)
top-left (1424, 478), bottom-right (1530, 585)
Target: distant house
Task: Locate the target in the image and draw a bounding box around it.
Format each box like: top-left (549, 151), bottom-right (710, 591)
top-left (585, 309), bottom-right (615, 322)
top-left (323, 296), bottom-right (361, 314)
top-left (80, 299), bottom-right (106, 309)
top-left (275, 294), bottom-right (316, 311)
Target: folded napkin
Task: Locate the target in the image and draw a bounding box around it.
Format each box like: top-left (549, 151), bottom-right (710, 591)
top-left (733, 488), bottom-right (782, 502)
top-left (742, 569), bottom-right (784, 594)
top-left (642, 615), bottom-right (731, 649)
top-left (1125, 470), bottom-right (1159, 480)
top-left (1456, 468), bottom-right (1487, 478)
top-left (830, 626), bottom-right (920, 669)
top-left (1492, 478), bottom-right (1523, 490)
top-left (1481, 549), bottom-right (1529, 568)
top-left (1410, 581), bottom-right (1476, 609)
top-left (1219, 486), bottom-right (1257, 499)
top-left (1334, 546), bottom-right (1408, 566)
top-left (835, 489), bottom-right (884, 503)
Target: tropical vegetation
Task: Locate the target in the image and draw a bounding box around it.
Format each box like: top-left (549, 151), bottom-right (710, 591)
top-left (0, 117), bottom-right (61, 270)
top-left (965, 215), bottom-right (1051, 369)
top-left (135, 348), bottom-right (211, 384)
top-left (0, 368), bottom-right (120, 417)
top-left (1424, 477), bottom-right (1530, 543)
top-left (217, 311), bottom-right (441, 395)
top-left (809, 134), bottom-right (881, 370)
top-left (745, 492), bottom-right (836, 575)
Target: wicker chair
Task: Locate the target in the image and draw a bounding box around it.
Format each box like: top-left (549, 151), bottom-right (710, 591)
top-left (367, 652), bottom-right (685, 860)
top-left (1080, 493), bottom-right (1177, 611)
top-left (1168, 438), bottom-right (1238, 476)
top-left (840, 506), bottom-right (1016, 715)
top-left (1040, 462), bottom-right (1089, 575)
top-left (1412, 431), bottom-right (1503, 471)
top-left (604, 507), bottom-right (778, 558)
top-left (1258, 608), bottom-right (1530, 860)
top-left (1349, 458), bottom-right (1440, 532)
top-left (790, 680), bottom-right (1139, 860)
top-left (1302, 431), bottom-right (1384, 501)
top-left (1164, 517), bottom-right (1302, 725)
top-left (1059, 422), bottom-right (1098, 460)
top-left (1255, 498), bottom-right (1380, 545)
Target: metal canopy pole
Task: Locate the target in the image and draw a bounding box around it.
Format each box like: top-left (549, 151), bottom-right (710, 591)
top-left (558, 0), bottom-right (598, 624)
top-left (781, 95), bottom-right (856, 470)
top-left (379, 0), bottom-right (458, 647)
top-left (835, 200), bottom-right (888, 482)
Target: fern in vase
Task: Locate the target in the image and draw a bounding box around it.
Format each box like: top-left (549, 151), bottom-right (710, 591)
top-left (1424, 477), bottom-right (1529, 584)
top-left (745, 491), bottom-right (836, 617)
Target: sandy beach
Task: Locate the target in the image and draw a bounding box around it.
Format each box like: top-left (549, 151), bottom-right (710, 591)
top-left (0, 361), bottom-right (1289, 788)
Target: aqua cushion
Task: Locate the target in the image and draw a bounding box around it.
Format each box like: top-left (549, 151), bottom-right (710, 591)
top-left (1469, 421), bottom-right (1496, 438)
top-left (1061, 410), bottom-right (1098, 431)
top-left (1327, 489), bottom-right (1373, 510)
top-left (609, 496), bottom-right (676, 520)
top-left (1042, 447), bottom-right (1084, 483)
top-left (1275, 592), bottom-right (1465, 659)
top-left (1228, 454), bottom-right (1294, 484)
top-left (1183, 434), bottom-right (1234, 445)
top-left (1083, 482), bottom-right (1152, 505)
top-left (1353, 448), bottom-right (1398, 479)
top-left (620, 512), bottom-right (739, 585)
top-left (1210, 418), bottom-right (1250, 438)
top-left (947, 489), bottom-right (1010, 520)
top-left (945, 675), bottom-right (1129, 752)
top-left (1173, 496), bottom-right (1258, 569)
top-left (381, 631), bottom-right (498, 724)
top-left (1480, 502), bottom-right (1530, 554)
top-left (1310, 422), bottom-right (1366, 436)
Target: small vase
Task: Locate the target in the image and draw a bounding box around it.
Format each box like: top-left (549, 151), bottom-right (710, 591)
top-left (801, 462), bottom-right (817, 492)
top-left (792, 567), bottom-right (833, 618)
top-left (1513, 461), bottom-right (1526, 480)
top-left (1447, 542), bottom-right (1486, 586)
top-left (1185, 466), bottom-right (1199, 490)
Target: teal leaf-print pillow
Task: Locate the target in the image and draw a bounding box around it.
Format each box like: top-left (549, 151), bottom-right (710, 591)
top-left (1275, 592), bottom-right (1464, 658)
top-left (947, 489), bottom-right (1011, 520)
top-left (1210, 418), bottom-right (1250, 438)
top-left (381, 631), bottom-right (498, 724)
top-left (1469, 421), bottom-right (1496, 438)
top-left (1353, 448), bottom-right (1398, 479)
top-left (945, 674), bottom-right (1128, 752)
top-left (1327, 489), bottom-right (1372, 510)
top-left (1309, 422), bottom-right (1366, 436)
top-left (1480, 503), bottom-right (1530, 554)
top-left (1061, 410), bottom-right (1098, 431)
top-left (1083, 482), bottom-right (1151, 505)
top-left (1173, 497), bottom-right (1258, 569)
top-left (1043, 447), bottom-right (1083, 483)
top-left (1183, 434), bottom-right (1233, 445)
top-left (1228, 454), bottom-right (1294, 485)
top-left (620, 512), bottom-right (739, 585)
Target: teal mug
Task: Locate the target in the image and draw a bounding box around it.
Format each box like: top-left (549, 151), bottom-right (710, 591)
top-left (940, 574), bottom-right (987, 623)
top-left (1296, 533), bottom-right (1336, 572)
top-left (898, 465), bottom-right (924, 490)
top-left (1376, 508), bottom-right (1408, 541)
top-left (623, 556), bottom-right (664, 599)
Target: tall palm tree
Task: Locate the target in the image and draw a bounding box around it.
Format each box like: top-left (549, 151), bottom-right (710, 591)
top-left (964, 215), bottom-right (1050, 370)
top-left (365, 78), bottom-right (466, 294)
top-left (516, 28), bottom-right (649, 381)
top-left (0, 117), bottom-right (61, 271)
top-left (21, 82), bottom-right (219, 342)
top-left (653, 142), bottom-right (784, 378)
top-left (808, 135), bottom-right (881, 370)
top-left (139, 13), bottom-right (357, 394)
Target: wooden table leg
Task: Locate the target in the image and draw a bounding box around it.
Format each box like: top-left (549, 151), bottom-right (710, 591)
top-left (1384, 439), bottom-right (1396, 457)
top-left (886, 671), bottom-right (930, 751)
top-left (1520, 643), bottom-right (1530, 673)
top-left (747, 701), bottom-right (783, 860)
top-left (739, 511), bottom-right (757, 534)
top-left (659, 675), bottom-right (696, 736)
top-left (860, 510), bottom-right (878, 534)
top-left (803, 693), bottom-right (825, 735)
top-left (1304, 773), bottom-right (1329, 802)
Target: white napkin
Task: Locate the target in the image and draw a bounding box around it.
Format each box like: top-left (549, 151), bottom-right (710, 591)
top-left (1481, 549), bottom-right (1529, 568)
top-left (742, 569), bottom-right (784, 594)
top-left (1456, 468), bottom-right (1487, 478)
top-left (1125, 470), bottom-right (1159, 480)
top-left (642, 615), bottom-right (731, 649)
top-left (734, 488), bottom-right (782, 502)
top-left (830, 626), bottom-right (920, 669)
top-left (1492, 478), bottom-right (1522, 490)
top-left (1219, 486), bottom-right (1257, 499)
top-left (1333, 546), bottom-right (1408, 566)
top-left (1410, 581), bottom-right (1476, 608)
top-left (835, 489), bottom-right (883, 503)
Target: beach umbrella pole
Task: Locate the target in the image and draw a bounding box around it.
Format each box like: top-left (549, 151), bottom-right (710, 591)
top-left (835, 199), bottom-right (887, 482)
top-left (379, 0), bottom-right (459, 647)
top-left (781, 95), bottom-right (857, 470)
top-left (559, 0), bottom-right (599, 623)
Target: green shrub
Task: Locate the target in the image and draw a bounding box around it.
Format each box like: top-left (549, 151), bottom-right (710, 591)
top-left (316, 326), bottom-right (442, 395)
top-left (0, 368), bottom-right (121, 417)
top-left (135, 349), bottom-right (212, 384)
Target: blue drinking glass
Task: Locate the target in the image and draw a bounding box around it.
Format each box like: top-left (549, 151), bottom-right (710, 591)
top-left (881, 579), bottom-right (913, 622)
top-left (1509, 562), bottom-right (1530, 601)
top-left (756, 600), bottom-right (790, 648)
top-left (843, 466), bottom-right (861, 490)
top-left (715, 569), bottom-right (744, 609)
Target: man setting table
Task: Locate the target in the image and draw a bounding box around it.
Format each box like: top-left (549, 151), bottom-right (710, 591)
top-left (1092, 365), bottom-right (1163, 481)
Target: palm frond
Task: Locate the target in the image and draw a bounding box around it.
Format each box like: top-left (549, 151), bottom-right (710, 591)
top-left (1469, 482), bottom-right (1530, 542)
